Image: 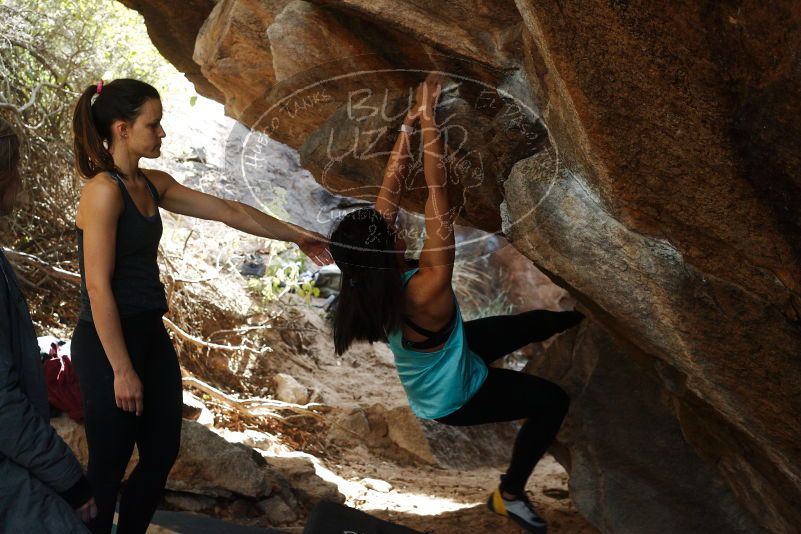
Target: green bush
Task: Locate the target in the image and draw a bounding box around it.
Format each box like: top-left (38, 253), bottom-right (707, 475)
top-left (246, 243), bottom-right (320, 309)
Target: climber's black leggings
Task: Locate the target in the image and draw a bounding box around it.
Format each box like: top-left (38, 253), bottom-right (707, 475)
top-left (435, 310), bottom-right (582, 496)
top-left (71, 311), bottom-right (182, 534)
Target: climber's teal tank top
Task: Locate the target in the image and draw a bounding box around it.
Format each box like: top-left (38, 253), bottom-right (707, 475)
top-left (387, 268), bottom-right (488, 419)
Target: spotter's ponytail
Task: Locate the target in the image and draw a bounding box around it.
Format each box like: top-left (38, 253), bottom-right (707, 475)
top-left (72, 78), bottom-right (159, 179)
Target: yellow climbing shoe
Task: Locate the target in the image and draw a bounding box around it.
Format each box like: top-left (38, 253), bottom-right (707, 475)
top-left (487, 487), bottom-right (548, 533)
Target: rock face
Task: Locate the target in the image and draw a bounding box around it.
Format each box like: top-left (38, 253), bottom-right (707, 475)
top-left (52, 416), bottom-right (273, 497)
top-left (532, 323), bottom-right (765, 533)
top-left (326, 403), bottom-right (516, 469)
top-left (273, 373), bottom-right (310, 405)
top-left (118, 1), bottom-right (801, 532)
top-left (117, 0), bottom-right (220, 99)
top-left (51, 416), bottom-right (342, 519)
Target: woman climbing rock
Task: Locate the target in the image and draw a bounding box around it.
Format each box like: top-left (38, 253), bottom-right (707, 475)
top-left (328, 72), bottom-right (583, 534)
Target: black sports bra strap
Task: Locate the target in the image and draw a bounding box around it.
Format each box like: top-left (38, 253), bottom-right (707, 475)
top-left (403, 292), bottom-right (457, 334)
top-left (400, 270), bottom-right (459, 349)
top-left (403, 315), bottom-right (442, 337)
top-left (402, 298), bottom-right (457, 350)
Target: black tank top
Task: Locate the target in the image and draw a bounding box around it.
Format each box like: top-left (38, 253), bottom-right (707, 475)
top-left (76, 171), bottom-right (168, 322)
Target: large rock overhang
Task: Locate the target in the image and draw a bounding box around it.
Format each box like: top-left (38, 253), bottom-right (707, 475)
top-left (118, 1), bottom-right (801, 532)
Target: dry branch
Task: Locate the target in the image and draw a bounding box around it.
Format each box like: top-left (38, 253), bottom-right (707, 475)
top-left (0, 83), bottom-right (74, 115)
top-left (181, 369), bottom-right (327, 420)
top-left (2, 247), bottom-right (81, 284)
top-left (162, 316), bottom-right (271, 354)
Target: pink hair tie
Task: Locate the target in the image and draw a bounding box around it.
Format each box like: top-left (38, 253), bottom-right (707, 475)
top-left (96, 80), bottom-right (104, 95)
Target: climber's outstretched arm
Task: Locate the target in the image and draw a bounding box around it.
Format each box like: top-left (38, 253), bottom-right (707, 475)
top-left (416, 73), bottom-right (455, 279)
top-left (374, 104), bottom-right (418, 228)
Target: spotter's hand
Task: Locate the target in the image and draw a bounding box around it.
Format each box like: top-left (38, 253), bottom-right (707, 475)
top-left (297, 232), bottom-right (334, 266)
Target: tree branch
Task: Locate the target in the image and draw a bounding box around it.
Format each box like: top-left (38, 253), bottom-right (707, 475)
top-left (3, 37), bottom-right (62, 82)
top-left (162, 316), bottom-right (272, 354)
top-left (1, 247), bottom-right (81, 284)
top-left (181, 369), bottom-right (327, 420)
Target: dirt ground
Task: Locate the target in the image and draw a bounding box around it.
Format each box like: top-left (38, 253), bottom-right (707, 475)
top-left (190, 294), bottom-right (600, 534)
top-left (324, 451), bottom-right (598, 534)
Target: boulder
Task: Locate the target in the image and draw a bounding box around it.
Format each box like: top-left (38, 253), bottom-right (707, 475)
top-left (50, 415), bottom-right (340, 507)
top-left (168, 419), bottom-right (273, 498)
top-left (383, 405), bottom-right (437, 465)
top-left (162, 492), bottom-right (216, 514)
top-left (273, 373), bottom-right (310, 405)
top-left (326, 407), bottom-right (371, 447)
top-left (111, 1), bottom-right (801, 530)
top-left (182, 390), bottom-right (214, 426)
top-left (258, 495), bottom-right (299, 525)
top-left (532, 322), bottom-right (765, 533)
top-left (52, 416), bottom-right (274, 498)
top-left (264, 454), bottom-right (344, 505)
top-left (117, 0), bottom-right (220, 99)
top-left (368, 405), bottom-right (518, 469)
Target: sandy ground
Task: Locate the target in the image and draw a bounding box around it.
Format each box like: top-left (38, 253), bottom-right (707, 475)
top-left (324, 451), bottom-right (598, 534)
top-left (188, 295), bottom-right (600, 534)
top-left (149, 454), bottom-right (595, 534)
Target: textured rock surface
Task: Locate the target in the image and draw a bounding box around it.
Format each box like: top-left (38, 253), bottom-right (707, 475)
top-left (117, 0), bottom-right (220, 99)
top-left (52, 416), bottom-right (274, 498)
top-left (532, 323), bottom-right (765, 533)
top-left (326, 403), bottom-right (516, 469)
top-left (169, 420), bottom-right (273, 498)
top-left (263, 454), bottom-right (344, 505)
top-left (273, 373), bottom-right (310, 405)
top-left (488, 239), bottom-right (574, 313)
top-left (503, 151), bottom-right (800, 531)
top-left (51, 416), bottom-right (342, 511)
top-left (117, 1), bottom-right (801, 532)
top-left (189, 0), bottom-right (546, 231)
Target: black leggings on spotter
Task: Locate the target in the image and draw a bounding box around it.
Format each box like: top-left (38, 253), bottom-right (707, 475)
top-left (435, 309), bottom-right (583, 496)
top-left (71, 311), bottom-right (182, 534)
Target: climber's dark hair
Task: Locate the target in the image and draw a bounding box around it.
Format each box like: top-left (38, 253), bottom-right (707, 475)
top-left (72, 78), bottom-right (160, 179)
top-left (329, 207), bottom-right (404, 356)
